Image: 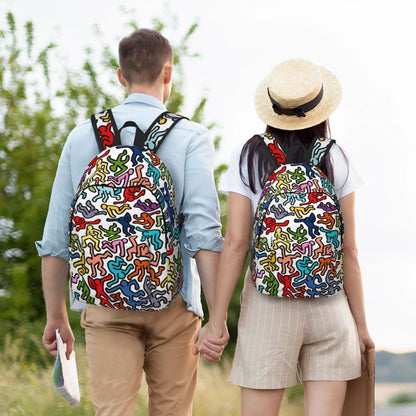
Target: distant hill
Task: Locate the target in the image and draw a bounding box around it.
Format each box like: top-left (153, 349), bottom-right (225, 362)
top-left (376, 351), bottom-right (416, 383)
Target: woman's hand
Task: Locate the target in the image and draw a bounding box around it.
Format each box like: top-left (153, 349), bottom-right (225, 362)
top-left (193, 321), bottom-right (229, 363)
top-left (358, 327), bottom-right (375, 370)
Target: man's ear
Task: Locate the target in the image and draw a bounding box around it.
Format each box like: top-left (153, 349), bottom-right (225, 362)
top-left (163, 63), bottom-right (173, 85)
top-left (117, 68), bottom-right (127, 87)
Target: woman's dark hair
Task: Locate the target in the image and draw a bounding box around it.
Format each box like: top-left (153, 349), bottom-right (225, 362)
top-left (239, 120), bottom-right (334, 192)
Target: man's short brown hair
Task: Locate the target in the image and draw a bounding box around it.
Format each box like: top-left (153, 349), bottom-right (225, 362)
top-left (118, 28), bottom-right (173, 86)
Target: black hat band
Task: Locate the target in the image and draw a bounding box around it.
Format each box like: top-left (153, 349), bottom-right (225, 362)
top-left (267, 85), bottom-right (324, 118)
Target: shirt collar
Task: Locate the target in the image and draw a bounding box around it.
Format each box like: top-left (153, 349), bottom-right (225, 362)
top-left (123, 93), bottom-right (167, 110)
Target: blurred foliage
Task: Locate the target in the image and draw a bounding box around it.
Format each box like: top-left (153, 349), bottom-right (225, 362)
top-left (0, 9), bottom-right (246, 354)
top-left (0, 12), bottom-right (63, 326)
top-left (389, 391), bottom-right (416, 405)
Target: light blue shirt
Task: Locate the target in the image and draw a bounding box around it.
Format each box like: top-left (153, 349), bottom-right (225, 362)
top-left (36, 93), bottom-right (223, 317)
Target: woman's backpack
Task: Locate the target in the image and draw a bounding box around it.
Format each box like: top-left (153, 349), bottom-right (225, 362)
top-left (251, 132), bottom-right (344, 298)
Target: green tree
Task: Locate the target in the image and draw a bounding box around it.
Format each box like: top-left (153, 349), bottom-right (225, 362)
top-left (0, 12), bottom-right (63, 325)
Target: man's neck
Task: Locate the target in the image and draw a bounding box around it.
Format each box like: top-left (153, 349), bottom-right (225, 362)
top-left (127, 84), bottom-right (164, 103)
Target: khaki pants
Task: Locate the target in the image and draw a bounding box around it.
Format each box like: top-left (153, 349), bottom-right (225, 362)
top-left (80, 296), bottom-right (201, 416)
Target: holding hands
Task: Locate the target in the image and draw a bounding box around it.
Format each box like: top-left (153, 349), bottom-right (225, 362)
top-left (193, 321), bottom-right (230, 363)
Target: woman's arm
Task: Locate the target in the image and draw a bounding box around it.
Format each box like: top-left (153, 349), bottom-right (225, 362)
top-left (340, 192), bottom-right (375, 365)
top-left (194, 192), bottom-right (252, 357)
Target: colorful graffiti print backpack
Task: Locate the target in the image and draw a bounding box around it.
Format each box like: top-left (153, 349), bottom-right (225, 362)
top-left (250, 132), bottom-right (344, 298)
top-left (68, 109), bottom-right (186, 311)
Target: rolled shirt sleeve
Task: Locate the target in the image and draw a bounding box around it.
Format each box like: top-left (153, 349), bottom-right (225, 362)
top-left (180, 128), bottom-right (223, 257)
top-left (35, 139), bottom-right (75, 260)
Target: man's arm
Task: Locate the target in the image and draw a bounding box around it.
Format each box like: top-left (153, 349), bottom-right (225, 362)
top-left (41, 255), bottom-right (74, 360)
top-left (194, 193), bottom-right (251, 360)
top-left (194, 249), bottom-right (229, 362)
top-left (194, 249), bottom-right (219, 313)
top-left (180, 128), bottom-right (227, 360)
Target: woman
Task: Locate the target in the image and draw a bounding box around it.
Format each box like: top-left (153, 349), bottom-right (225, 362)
top-left (195, 59), bottom-right (374, 416)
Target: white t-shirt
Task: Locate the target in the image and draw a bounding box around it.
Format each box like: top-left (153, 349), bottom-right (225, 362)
top-left (219, 141), bottom-right (363, 217)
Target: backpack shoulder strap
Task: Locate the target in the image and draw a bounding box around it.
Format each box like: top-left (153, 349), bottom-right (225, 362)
top-left (259, 132), bottom-right (287, 165)
top-left (307, 137), bottom-right (335, 167)
top-left (142, 111), bottom-right (188, 152)
top-left (90, 109), bottom-right (122, 152)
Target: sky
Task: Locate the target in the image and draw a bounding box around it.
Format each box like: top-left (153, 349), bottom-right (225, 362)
top-left (2, 0), bottom-right (415, 353)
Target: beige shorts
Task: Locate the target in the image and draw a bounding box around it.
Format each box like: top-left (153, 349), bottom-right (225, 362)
top-left (229, 271), bottom-right (361, 389)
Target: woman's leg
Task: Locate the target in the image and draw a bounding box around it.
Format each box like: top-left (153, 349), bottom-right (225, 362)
top-left (304, 380), bottom-right (347, 416)
top-left (241, 387), bottom-right (285, 416)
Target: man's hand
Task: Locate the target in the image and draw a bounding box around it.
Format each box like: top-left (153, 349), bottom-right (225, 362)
top-left (41, 255), bottom-right (73, 359)
top-left (42, 318), bottom-right (75, 360)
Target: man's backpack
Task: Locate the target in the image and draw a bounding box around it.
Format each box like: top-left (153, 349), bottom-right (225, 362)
top-left (250, 132), bottom-right (344, 298)
top-left (68, 109), bottom-right (185, 311)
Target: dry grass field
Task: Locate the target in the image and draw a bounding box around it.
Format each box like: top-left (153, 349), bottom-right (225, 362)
top-left (0, 334), bottom-right (303, 415)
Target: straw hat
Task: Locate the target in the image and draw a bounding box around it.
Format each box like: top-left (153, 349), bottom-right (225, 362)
top-left (254, 59), bottom-right (342, 130)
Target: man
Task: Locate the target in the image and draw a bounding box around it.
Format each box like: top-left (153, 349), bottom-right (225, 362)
top-left (37, 28), bottom-right (227, 416)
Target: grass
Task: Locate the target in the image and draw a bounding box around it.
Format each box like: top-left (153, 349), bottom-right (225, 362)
top-left (0, 332), bottom-right (304, 415)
